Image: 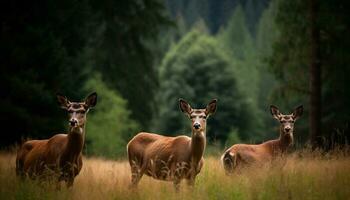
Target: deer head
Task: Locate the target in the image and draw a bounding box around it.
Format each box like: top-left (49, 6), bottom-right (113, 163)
top-left (270, 105), bottom-right (303, 138)
top-left (57, 92), bottom-right (97, 133)
top-left (179, 99), bottom-right (217, 136)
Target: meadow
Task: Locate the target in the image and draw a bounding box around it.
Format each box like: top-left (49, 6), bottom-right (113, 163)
top-left (0, 149), bottom-right (349, 200)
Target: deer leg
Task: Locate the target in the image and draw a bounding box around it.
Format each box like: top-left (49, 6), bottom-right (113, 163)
top-left (57, 172), bottom-right (73, 189)
top-left (186, 177), bottom-right (195, 187)
top-left (172, 163), bottom-right (184, 192)
top-left (186, 168), bottom-right (197, 188)
top-left (129, 162), bottom-right (144, 189)
top-left (66, 178), bottom-right (74, 188)
top-left (130, 172), bottom-right (143, 188)
top-left (173, 178), bottom-right (181, 192)
top-left (60, 162), bottom-right (77, 188)
top-left (55, 179), bottom-right (62, 190)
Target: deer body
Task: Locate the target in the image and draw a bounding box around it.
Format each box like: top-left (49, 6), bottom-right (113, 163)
top-left (128, 133), bottom-right (204, 181)
top-left (16, 93), bottom-right (97, 187)
top-left (222, 105), bottom-right (303, 173)
top-left (127, 99), bottom-right (216, 190)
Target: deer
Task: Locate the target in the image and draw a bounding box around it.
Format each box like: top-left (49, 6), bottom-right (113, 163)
top-left (16, 92), bottom-right (97, 187)
top-left (221, 105), bottom-right (303, 174)
top-left (127, 99), bottom-right (217, 191)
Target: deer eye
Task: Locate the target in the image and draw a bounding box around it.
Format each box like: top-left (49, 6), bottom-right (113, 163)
top-left (68, 110), bottom-right (74, 114)
top-left (190, 116), bottom-right (195, 119)
top-left (280, 120), bottom-right (286, 123)
top-left (78, 111), bottom-right (85, 114)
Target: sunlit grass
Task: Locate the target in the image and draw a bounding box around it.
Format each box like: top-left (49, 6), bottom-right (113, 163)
top-left (0, 149), bottom-right (349, 200)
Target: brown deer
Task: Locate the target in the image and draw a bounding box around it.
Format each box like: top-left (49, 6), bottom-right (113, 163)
top-left (16, 92), bottom-right (97, 187)
top-left (127, 99), bottom-right (217, 191)
top-left (221, 105), bottom-right (303, 174)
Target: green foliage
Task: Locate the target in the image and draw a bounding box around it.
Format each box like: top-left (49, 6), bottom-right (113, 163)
top-left (256, 0), bottom-right (279, 58)
top-left (244, 0), bottom-right (268, 35)
top-left (0, 0), bottom-right (91, 146)
top-left (217, 5), bottom-right (260, 109)
top-left (164, 0), bottom-right (269, 34)
top-left (217, 5), bottom-right (266, 141)
top-left (157, 2), bottom-right (278, 145)
top-left (185, 0), bottom-right (209, 27)
top-left (218, 5), bottom-right (255, 60)
top-left (225, 129), bottom-right (242, 147)
top-left (84, 74), bottom-right (139, 158)
top-left (0, 0), bottom-right (172, 150)
top-left (269, 0), bottom-right (350, 145)
top-left (4, 0), bottom-right (350, 154)
top-left (254, 0), bottom-right (281, 139)
top-left (155, 29), bottom-right (254, 142)
top-left (87, 0), bottom-right (173, 130)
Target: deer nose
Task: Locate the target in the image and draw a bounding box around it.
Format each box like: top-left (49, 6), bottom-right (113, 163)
top-left (193, 123), bottom-right (201, 130)
top-left (70, 119), bottom-right (78, 126)
top-left (285, 127), bottom-right (291, 132)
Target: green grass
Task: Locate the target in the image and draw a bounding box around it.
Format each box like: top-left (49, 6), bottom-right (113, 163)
top-left (0, 149), bottom-right (349, 200)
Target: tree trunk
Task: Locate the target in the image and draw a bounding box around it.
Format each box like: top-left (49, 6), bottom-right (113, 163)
top-left (309, 0), bottom-right (322, 149)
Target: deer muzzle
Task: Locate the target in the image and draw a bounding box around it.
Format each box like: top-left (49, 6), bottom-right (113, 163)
top-left (193, 123), bottom-right (201, 130)
top-left (284, 127), bottom-right (291, 132)
top-left (69, 119), bottom-right (78, 127)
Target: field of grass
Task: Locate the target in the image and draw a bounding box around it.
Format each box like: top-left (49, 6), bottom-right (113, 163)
top-left (0, 150), bottom-right (349, 200)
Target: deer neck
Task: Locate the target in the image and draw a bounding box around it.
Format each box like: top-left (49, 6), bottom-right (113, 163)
top-left (275, 126), bottom-right (293, 153)
top-left (65, 124), bottom-right (85, 157)
top-left (190, 131), bottom-right (206, 165)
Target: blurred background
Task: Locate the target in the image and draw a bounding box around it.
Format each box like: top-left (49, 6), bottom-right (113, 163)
top-left (1, 0), bottom-right (349, 158)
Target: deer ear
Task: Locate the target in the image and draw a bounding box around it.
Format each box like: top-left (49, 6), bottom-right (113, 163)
top-left (292, 105), bottom-right (303, 120)
top-left (205, 99), bottom-right (217, 116)
top-left (270, 105), bottom-right (280, 120)
top-left (179, 98), bottom-right (192, 115)
top-left (85, 92), bottom-right (97, 108)
top-left (56, 93), bottom-right (70, 110)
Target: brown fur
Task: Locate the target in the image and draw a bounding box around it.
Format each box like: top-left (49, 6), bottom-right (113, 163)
top-left (16, 92), bottom-right (97, 187)
top-left (127, 99), bottom-right (217, 190)
top-left (222, 105), bottom-right (303, 173)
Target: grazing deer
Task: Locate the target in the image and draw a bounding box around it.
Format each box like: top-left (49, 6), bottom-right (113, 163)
top-left (221, 105), bottom-right (303, 174)
top-left (127, 99), bottom-right (217, 191)
top-left (16, 92), bottom-right (97, 187)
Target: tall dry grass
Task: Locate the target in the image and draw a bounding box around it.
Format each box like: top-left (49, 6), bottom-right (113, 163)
top-left (0, 149), bottom-right (349, 200)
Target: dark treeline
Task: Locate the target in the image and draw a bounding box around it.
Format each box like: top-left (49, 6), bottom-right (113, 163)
top-left (269, 0), bottom-right (350, 149)
top-left (164, 0), bottom-right (269, 34)
top-left (1, 0), bottom-right (349, 156)
top-left (160, 0), bottom-right (350, 149)
top-left (0, 0), bottom-right (171, 151)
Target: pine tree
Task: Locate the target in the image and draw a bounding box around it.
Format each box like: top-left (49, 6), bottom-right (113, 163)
top-left (155, 29), bottom-right (255, 142)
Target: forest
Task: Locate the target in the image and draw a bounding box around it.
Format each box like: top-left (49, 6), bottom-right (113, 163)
top-left (1, 0), bottom-right (350, 199)
top-left (1, 0), bottom-right (349, 158)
